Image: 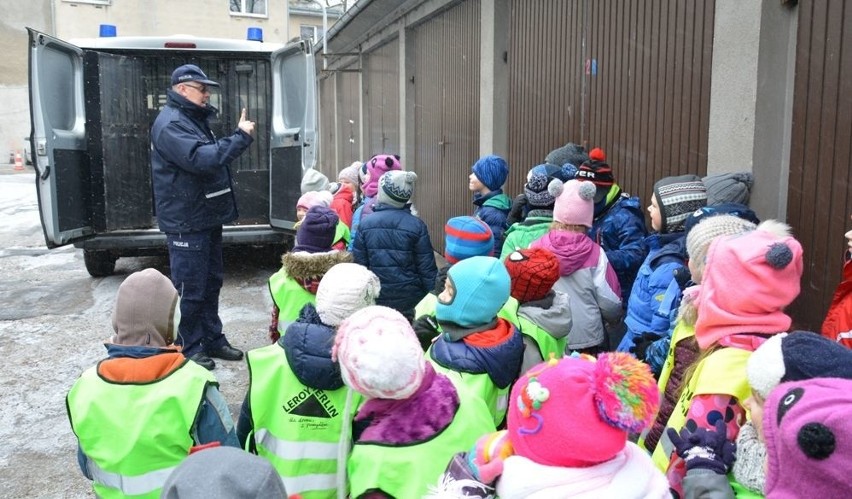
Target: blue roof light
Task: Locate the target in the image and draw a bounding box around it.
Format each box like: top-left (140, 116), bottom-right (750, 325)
top-left (99, 24), bottom-right (117, 37)
top-left (247, 27), bottom-right (263, 42)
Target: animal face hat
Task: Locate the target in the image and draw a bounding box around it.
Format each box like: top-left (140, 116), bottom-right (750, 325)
top-left (747, 331), bottom-right (852, 400)
top-left (363, 154), bottom-right (401, 198)
top-left (763, 378), bottom-right (852, 498)
top-left (507, 353), bottom-right (659, 467)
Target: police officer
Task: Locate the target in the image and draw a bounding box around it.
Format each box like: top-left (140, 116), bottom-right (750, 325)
top-left (151, 64), bottom-right (255, 369)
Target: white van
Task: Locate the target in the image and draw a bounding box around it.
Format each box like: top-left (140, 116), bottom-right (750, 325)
top-left (27, 28), bottom-right (317, 276)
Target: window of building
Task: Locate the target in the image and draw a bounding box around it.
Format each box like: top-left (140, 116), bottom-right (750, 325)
top-left (300, 25), bottom-right (324, 43)
top-left (230, 0), bottom-right (267, 17)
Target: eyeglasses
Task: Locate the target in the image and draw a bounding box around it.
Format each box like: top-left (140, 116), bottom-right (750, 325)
top-left (183, 83), bottom-right (209, 94)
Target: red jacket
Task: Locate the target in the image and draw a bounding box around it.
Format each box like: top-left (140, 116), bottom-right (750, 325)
top-left (330, 184), bottom-right (354, 228)
top-left (822, 254), bottom-right (852, 349)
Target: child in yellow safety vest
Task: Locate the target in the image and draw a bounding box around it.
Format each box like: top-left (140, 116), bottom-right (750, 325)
top-left (427, 256), bottom-right (524, 427)
top-left (239, 262), bottom-right (381, 499)
top-left (653, 220), bottom-right (803, 497)
top-left (267, 206), bottom-right (351, 342)
top-left (334, 306), bottom-right (496, 499)
top-left (500, 247), bottom-right (572, 375)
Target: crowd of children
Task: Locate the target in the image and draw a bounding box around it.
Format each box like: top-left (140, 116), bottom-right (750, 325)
top-left (67, 146), bottom-right (852, 499)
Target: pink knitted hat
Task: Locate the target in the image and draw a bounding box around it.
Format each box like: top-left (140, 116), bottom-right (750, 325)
top-left (332, 305), bottom-right (425, 400)
top-left (296, 190), bottom-right (333, 211)
top-left (550, 179), bottom-right (597, 228)
top-left (507, 353), bottom-right (659, 467)
top-left (694, 220), bottom-right (803, 350)
top-left (363, 154), bottom-right (401, 198)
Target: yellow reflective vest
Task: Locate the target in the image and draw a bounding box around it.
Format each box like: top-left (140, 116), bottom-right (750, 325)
top-left (347, 382), bottom-right (495, 499)
top-left (67, 359), bottom-right (216, 499)
top-left (246, 344), bottom-right (360, 499)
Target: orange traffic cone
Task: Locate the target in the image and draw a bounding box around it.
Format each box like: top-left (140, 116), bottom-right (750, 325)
top-left (14, 152), bottom-right (23, 171)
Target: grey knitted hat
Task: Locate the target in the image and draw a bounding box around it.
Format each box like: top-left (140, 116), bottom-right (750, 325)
top-left (377, 170), bottom-right (417, 208)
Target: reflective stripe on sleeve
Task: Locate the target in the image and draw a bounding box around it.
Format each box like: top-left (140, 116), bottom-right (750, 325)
top-left (88, 458), bottom-right (175, 496)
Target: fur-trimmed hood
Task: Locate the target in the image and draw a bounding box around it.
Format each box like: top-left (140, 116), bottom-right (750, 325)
top-left (280, 249), bottom-right (352, 281)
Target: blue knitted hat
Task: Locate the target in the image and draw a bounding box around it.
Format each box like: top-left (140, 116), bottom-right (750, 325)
top-left (436, 256), bottom-right (511, 328)
top-left (472, 155), bottom-right (510, 192)
top-left (444, 216), bottom-right (494, 263)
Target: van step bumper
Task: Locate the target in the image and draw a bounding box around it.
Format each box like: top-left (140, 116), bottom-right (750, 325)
top-left (74, 225), bottom-right (294, 252)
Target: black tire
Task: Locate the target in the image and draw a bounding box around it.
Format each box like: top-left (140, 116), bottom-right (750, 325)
top-left (84, 250), bottom-right (117, 277)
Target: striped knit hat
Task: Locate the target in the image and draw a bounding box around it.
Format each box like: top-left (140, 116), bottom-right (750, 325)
top-left (444, 216), bottom-right (494, 263)
top-left (653, 175), bottom-right (707, 233)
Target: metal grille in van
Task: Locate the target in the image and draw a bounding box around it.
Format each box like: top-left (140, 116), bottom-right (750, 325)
top-left (142, 56), bottom-right (272, 173)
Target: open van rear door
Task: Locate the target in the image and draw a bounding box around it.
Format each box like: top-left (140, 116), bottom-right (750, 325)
top-left (27, 28), bottom-right (92, 248)
top-left (269, 40), bottom-right (317, 230)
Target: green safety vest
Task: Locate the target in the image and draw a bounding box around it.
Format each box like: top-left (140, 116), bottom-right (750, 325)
top-left (414, 292), bottom-right (438, 320)
top-left (651, 346), bottom-right (753, 471)
top-left (67, 359), bottom-right (216, 499)
top-left (269, 271), bottom-right (316, 334)
top-left (247, 344), bottom-right (359, 499)
top-left (427, 350), bottom-right (509, 427)
top-left (498, 297), bottom-right (567, 361)
top-left (347, 383), bottom-right (495, 499)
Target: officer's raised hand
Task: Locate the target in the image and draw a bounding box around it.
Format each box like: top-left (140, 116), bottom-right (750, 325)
top-left (238, 108), bottom-right (255, 135)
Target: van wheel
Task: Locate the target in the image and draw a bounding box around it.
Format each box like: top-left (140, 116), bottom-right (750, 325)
top-left (84, 250), bottom-right (117, 277)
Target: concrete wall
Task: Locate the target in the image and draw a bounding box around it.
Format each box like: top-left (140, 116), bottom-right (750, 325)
top-left (0, 0), bottom-right (53, 161)
top-left (706, 0), bottom-right (798, 220)
top-left (53, 0), bottom-right (290, 42)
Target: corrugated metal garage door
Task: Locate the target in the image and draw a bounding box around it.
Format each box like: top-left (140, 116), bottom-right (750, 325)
top-left (365, 39), bottom-right (401, 156)
top-left (786, 0), bottom-right (852, 330)
top-left (412, 0), bottom-right (481, 253)
top-left (507, 0), bottom-right (715, 206)
top-left (318, 72), bottom-right (337, 178)
top-left (336, 65), bottom-right (362, 170)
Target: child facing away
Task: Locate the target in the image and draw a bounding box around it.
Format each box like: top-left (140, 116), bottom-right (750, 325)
top-left (238, 263), bottom-right (380, 499)
top-left (349, 154), bottom-right (401, 246)
top-left (413, 216), bottom-right (494, 348)
top-left (430, 353), bottom-right (669, 498)
top-left (470, 154), bottom-right (512, 256)
top-left (267, 206), bottom-right (351, 342)
top-left (617, 174), bottom-right (707, 353)
top-left (500, 163), bottom-right (577, 260)
top-left (334, 306), bottom-right (496, 499)
top-left (428, 256), bottom-right (524, 427)
top-left (530, 179), bottom-right (623, 354)
top-left (351, 170), bottom-right (437, 321)
top-left (821, 214), bottom-right (852, 348)
top-left (576, 148), bottom-right (648, 304)
top-left (500, 247), bottom-right (573, 375)
top-left (652, 221), bottom-right (803, 497)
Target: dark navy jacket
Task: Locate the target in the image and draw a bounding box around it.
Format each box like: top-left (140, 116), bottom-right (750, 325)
top-left (429, 320), bottom-right (524, 389)
top-left (151, 90), bottom-right (253, 233)
top-left (587, 192), bottom-right (648, 303)
top-left (351, 203), bottom-right (437, 316)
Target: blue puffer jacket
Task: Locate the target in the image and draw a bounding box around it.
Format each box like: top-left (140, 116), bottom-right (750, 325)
top-left (587, 189), bottom-right (648, 304)
top-left (474, 190), bottom-right (512, 256)
top-left (151, 90), bottom-right (253, 233)
top-left (351, 203), bottom-right (437, 316)
top-left (617, 232), bottom-right (687, 352)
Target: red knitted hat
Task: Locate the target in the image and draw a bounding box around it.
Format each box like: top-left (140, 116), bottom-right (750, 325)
top-left (503, 248), bottom-right (560, 303)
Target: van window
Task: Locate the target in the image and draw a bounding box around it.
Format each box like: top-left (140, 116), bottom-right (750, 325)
top-left (41, 46), bottom-right (77, 131)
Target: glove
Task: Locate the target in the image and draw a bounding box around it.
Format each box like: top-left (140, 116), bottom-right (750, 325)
top-left (667, 419), bottom-right (737, 474)
top-left (673, 266), bottom-right (693, 291)
top-left (629, 332), bottom-right (662, 360)
top-left (413, 315), bottom-right (442, 351)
